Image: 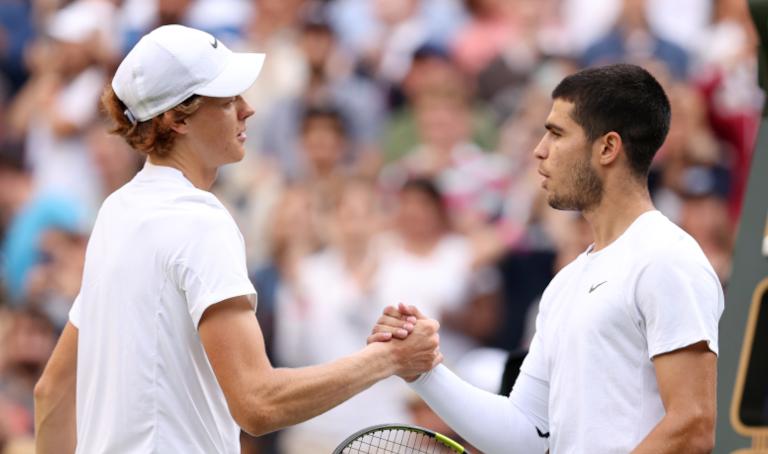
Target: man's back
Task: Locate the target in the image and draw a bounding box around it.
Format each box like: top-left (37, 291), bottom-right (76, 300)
top-left (72, 163), bottom-right (255, 453)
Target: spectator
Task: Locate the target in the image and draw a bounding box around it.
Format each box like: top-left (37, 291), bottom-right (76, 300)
top-left (25, 228), bottom-right (87, 328)
top-left (582, 0), bottom-right (689, 79)
top-left (383, 46), bottom-right (497, 162)
top-left (382, 87), bottom-right (512, 263)
top-left (8, 0), bottom-right (113, 219)
top-left (274, 180), bottom-right (410, 453)
top-left (0, 142), bottom-right (84, 305)
top-left (452, 0), bottom-right (536, 76)
top-left (237, 0), bottom-right (308, 145)
top-left (0, 308), bottom-right (56, 439)
top-left (694, 0), bottom-right (762, 218)
top-left (260, 15), bottom-right (386, 178)
top-left (375, 179), bottom-right (475, 362)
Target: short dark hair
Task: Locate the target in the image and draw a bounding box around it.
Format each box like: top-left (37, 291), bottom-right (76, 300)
top-left (400, 178), bottom-right (450, 228)
top-left (552, 64), bottom-right (671, 178)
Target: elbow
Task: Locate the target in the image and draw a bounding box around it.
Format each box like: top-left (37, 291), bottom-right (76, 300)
top-left (34, 375), bottom-right (53, 404)
top-left (231, 395), bottom-right (281, 437)
top-left (684, 408), bottom-right (716, 453)
top-left (237, 411), bottom-right (276, 437)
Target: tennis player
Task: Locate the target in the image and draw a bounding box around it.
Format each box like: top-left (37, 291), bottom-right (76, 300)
top-left (371, 64), bottom-right (724, 453)
top-left (33, 25), bottom-right (441, 453)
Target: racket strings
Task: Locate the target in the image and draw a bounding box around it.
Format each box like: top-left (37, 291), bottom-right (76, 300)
top-left (341, 428), bottom-right (456, 453)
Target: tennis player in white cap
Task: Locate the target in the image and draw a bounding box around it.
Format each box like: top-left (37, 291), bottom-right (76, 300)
top-left (33, 25), bottom-right (441, 454)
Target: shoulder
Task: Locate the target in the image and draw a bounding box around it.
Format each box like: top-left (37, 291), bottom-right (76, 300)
top-left (628, 213), bottom-right (721, 301)
top-left (156, 183), bottom-right (235, 229)
top-left (633, 212), bottom-right (712, 274)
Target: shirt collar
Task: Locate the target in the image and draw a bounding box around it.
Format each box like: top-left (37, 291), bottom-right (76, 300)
top-left (139, 161), bottom-right (195, 188)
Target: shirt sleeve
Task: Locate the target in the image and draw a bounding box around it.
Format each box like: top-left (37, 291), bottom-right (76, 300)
top-left (172, 214), bottom-right (257, 327)
top-left (519, 298), bottom-right (549, 381)
top-left (635, 250), bottom-right (724, 358)
top-left (69, 293), bottom-right (82, 328)
top-left (409, 365), bottom-right (549, 454)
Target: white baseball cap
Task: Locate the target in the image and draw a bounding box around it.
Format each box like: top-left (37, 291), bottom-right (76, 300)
top-left (112, 24), bottom-right (265, 123)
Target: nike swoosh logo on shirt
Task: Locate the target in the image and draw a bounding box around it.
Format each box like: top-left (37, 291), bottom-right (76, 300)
top-left (210, 38), bottom-right (218, 49)
top-left (589, 281), bottom-right (607, 293)
top-left (536, 427), bottom-right (550, 438)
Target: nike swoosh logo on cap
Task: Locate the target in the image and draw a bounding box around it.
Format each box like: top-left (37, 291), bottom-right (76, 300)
top-left (210, 38), bottom-right (218, 49)
top-left (536, 427), bottom-right (550, 438)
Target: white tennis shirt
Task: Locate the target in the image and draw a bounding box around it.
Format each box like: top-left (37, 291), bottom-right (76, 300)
top-left (70, 162), bottom-right (256, 453)
top-left (409, 210), bottom-right (724, 453)
top-left (521, 210), bottom-right (723, 452)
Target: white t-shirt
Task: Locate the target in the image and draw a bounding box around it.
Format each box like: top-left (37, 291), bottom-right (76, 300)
top-left (69, 162), bottom-right (256, 453)
top-left (521, 210), bottom-right (723, 452)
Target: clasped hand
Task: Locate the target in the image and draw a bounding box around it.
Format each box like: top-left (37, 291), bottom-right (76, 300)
top-left (368, 303), bottom-right (443, 381)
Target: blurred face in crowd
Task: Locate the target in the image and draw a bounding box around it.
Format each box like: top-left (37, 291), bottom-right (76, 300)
top-left (301, 116), bottom-right (346, 173)
top-left (1, 311), bottom-right (56, 377)
top-left (335, 182), bottom-right (378, 246)
top-left (50, 39), bottom-right (93, 76)
top-left (255, 0), bottom-right (305, 23)
top-left (534, 99), bottom-right (604, 211)
top-left (178, 96), bottom-right (254, 168)
top-left (396, 186), bottom-right (447, 242)
top-left (415, 96), bottom-right (471, 152)
top-left (300, 26), bottom-right (334, 71)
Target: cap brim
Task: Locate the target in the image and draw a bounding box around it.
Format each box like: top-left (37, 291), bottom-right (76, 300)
top-left (194, 52), bottom-right (265, 97)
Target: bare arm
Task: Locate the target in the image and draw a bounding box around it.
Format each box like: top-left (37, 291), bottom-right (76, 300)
top-left (34, 322), bottom-right (78, 454)
top-left (198, 296), bottom-right (441, 436)
top-left (631, 341), bottom-right (717, 454)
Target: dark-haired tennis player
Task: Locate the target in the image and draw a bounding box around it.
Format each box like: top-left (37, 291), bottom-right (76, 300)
top-left (372, 64), bottom-right (724, 454)
top-left (33, 25), bottom-right (441, 454)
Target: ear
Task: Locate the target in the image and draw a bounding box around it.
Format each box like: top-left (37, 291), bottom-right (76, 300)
top-left (162, 111), bottom-right (189, 135)
top-left (596, 131), bottom-right (622, 166)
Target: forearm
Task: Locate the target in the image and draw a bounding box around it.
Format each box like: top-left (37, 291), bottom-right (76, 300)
top-left (34, 384), bottom-right (77, 454)
top-left (241, 343), bottom-right (395, 435)
top-left (631, 413), bottom-right (714, 454)
top-left (34, 323), bottom-right (79, 454)
top-left (409, 365), bottom-right (549, 454)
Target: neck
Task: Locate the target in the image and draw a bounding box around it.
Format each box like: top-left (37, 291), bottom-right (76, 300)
top-left (582, 179), bottom-right (655, 252)
top-left (148, 148), bottom-right (218, 190)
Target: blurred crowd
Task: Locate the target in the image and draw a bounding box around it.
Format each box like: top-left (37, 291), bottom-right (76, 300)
top-left (0, 0), bottom-right (761, 452)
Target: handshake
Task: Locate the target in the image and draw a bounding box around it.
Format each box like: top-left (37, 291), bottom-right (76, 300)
top-left (366, 303), bottom-right (443, 382)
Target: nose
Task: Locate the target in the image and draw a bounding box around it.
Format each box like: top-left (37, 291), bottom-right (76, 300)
top-left (533, 135), bottom-right (548, 160)
top-left (237, 96), bottom-right (255, 120)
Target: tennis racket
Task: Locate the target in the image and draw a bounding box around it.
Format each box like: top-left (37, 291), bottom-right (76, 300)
top-left (333, 423), bottom-right (469, 454)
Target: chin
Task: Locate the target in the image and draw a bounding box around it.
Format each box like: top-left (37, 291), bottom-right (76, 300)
top-left (224, 145), bottom-right (247, 164)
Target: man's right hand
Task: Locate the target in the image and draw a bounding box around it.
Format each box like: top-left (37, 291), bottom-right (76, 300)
top-left (368, 303), bottom-right (422, 343)
top-left (368, 304), bottom-right (442, 381)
